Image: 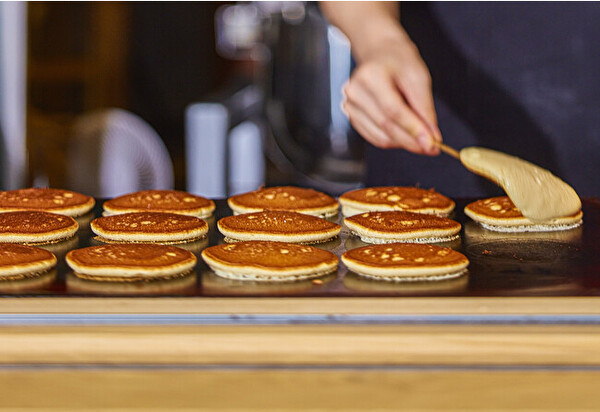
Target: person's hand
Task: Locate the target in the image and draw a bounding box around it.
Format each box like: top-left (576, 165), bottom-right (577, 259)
top-left (341, 38), bottom-right (441, 155)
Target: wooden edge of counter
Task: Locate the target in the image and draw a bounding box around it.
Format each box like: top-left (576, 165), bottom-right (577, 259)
top-left (1, 296), bottom-right (600, 315)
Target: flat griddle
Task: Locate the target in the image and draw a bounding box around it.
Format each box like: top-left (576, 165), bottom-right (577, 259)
top-left (1, 198), bottom-right (599, 298)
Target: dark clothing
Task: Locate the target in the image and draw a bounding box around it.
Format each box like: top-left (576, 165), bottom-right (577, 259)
top-left (366, 2), bottom-right (600, 197)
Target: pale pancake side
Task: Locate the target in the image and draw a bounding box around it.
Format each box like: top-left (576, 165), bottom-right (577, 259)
top-left (0, 211), bottom-right (78, 243)
top-left (465, 197), bottom-right (583, 232)
top-left (0, 244), bottom-right (57, 278)
top-left (202, 241), bottom-right (338, 280)
top-left (217, 211), bottom-right (340, 243)
top-left (339, 187), bottom-right (454, 217)
top-left (344, 211), bottom-right (461, 244)
top-left (342, 243), bottom-right (469, 280)
top-left (103, 190), bottom-right (215, 218)
top-left (227, 186), bottom-right (339, 217)
top-left (91, 212), bottom-right (208, 242)
top-left (66, 244), bottom-right (197, 279)
top-left (0, 188), bottom-right (95, 217)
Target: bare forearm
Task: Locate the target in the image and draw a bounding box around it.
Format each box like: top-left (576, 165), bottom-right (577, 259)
top-left (320, 2), bottom-right (413, 62)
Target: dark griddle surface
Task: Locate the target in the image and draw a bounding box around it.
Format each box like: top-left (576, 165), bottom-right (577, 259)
top-left (2, 198), bottom-right (599, 298)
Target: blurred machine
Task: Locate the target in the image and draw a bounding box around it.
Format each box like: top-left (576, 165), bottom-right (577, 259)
top-left (186, 2), bottom-right (364, 198)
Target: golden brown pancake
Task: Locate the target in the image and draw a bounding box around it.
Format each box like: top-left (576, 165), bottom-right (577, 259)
top-left (91, 212), bottom-right (208, 244)
top-left (103, 190), bottom-right (215, 218)
top-left (217, 211), bottom-right (340, 244)
top-left (66, 244), bottom-right (197, 282)
top-left (464, 196), bottom-right (583, 232)
top-left (227, 186), bottom-right (339, 217)
top-left (344, 211), bottom-right (461, 244)
top-left (0, 211), bottom-right (78, 244)
top-left (202, 240), bottom-right (338, 282)
top-left (0, 188), bottom-right (95, 217)
top-left (339, 186), bottom-right (455, 217)
top-left (342, 243), bottom-right (469, 282)
top-left (0, 243), bottom-right (57, 280)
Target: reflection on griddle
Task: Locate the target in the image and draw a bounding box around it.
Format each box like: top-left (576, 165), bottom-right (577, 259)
top-left (344, 234), bottom-right (462, 251)
top-left (37, 235), bottom-right (80, 260)
top-left (74, 212), bottom-right (95, 230)
top-left (201, 270), bottom-right (336, 296)
top-left (463, 221), bottom-right (583, 245)
top-left (90, 236), bottom-right (209, 255)
top-left (66, 271), bottom-right (198, 296)
top-left (0, 269), bottom-right (57, 294)
top-left (343, 271), bottom-right (468, 294)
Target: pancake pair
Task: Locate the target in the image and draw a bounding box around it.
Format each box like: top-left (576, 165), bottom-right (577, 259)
top-left (465, 196), bottom-right (583, 232)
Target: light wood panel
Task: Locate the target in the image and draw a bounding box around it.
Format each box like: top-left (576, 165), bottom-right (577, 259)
top-left (0, 369), bottom-right (599, 410)
top-left (2, 297), bottom-right (600, 315)
top-left (2, 325), bottom-right (600, 366)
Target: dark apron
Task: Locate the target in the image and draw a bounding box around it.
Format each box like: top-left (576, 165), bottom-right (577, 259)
top-left (365, 2), bottom-right (600, 197)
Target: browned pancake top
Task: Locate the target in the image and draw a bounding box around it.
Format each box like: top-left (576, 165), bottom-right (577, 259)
top-left (346, 211), bottom-right (460, 233)
top-left (343, 243), bottom-right (468, 268)
top-left (0, 211), bottom-right (77, 234)
top-left (66, 244), bottom-right (195, 268)
top-left (0, 243), bottom-right (55, 266)
top-left (0, 188), bottom-right (92, 210)
top-left (92, 212), bottom-right (207, 234)
top-left (341, 187), bottom-right (453, 210)
top-left (104, 190), bottom-right (214, 212)
top-left (202, 241), bottom-right (338, 269)
top-left (229, 187), bottom-right (337, 211)
top-left (218, 211), bottom-right (339, 234)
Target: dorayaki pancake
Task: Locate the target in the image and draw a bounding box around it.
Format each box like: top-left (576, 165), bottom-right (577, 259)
top-left (0, 188), bottom-right (95, 217)
top-left (217, 211), bottom-right (340, 244)
top-left (66, 244), bottom-right (197, 282)
top-left (202, 241), bottom-right (338, 282)
top-left (91, 212), bottom-right (208, 244)
top-left (227, 186), bottom-right (339, 217)
top-left (0, 211), bottom-right (78, 244)
top-left (339, 187), bottom-right (455, 217)
top-left (344, 211), bottom-right (461, 244)
top-left (103, 190), bottom-right (215, 218)
top-left (342, 243), bottom-right (469, 282)
top-left (0, 243), bottom-right (57, 280)
top-left (464, 197), bottom-right (583, 232)
top-left (66, 271), bottom-right (197, 295)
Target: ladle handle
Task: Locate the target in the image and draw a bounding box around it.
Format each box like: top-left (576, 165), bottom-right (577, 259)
top-left (433, 141), bottom-right (461, 160)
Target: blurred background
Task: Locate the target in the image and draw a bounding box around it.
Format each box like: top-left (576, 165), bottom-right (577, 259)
top-left (0, 1), bottom-right (364, 198)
